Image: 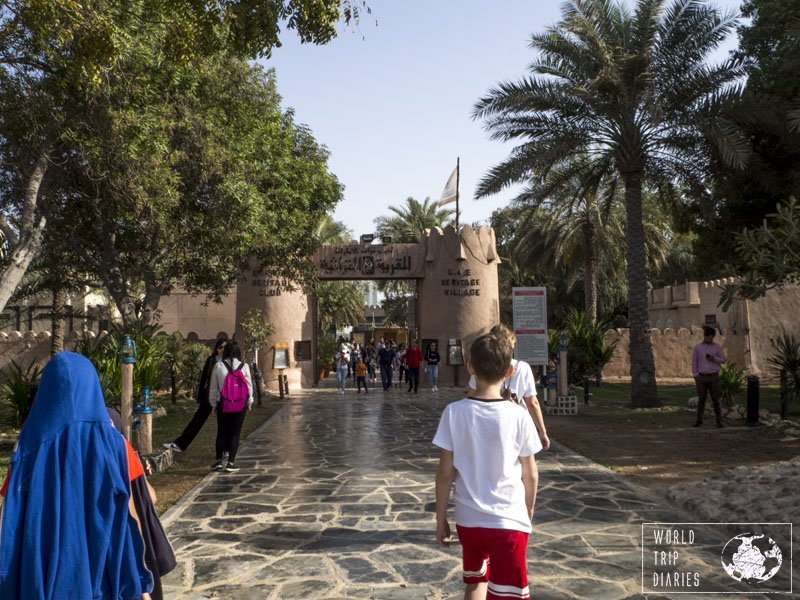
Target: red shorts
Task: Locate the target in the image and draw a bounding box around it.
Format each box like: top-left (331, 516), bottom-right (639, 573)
top-left (456, 525), bottom-right (530, 599)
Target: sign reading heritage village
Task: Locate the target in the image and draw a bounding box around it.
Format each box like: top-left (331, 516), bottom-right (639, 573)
top-left (512, 287), bottom-right (548, 365)
top-left (313, 243), bottom-right (424, 279)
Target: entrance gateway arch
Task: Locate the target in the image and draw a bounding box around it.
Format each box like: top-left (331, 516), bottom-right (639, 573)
top-left (236, 225), bottom-right (501, 390)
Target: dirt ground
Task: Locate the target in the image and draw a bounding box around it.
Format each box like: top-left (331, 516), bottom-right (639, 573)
top-left (548, 395), bottom-right (800, 495)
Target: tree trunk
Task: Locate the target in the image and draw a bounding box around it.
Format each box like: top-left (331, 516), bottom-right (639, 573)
top-left (622, 170), bottom-right (660, 407)
top-left (51, 285), bottom-right (66, 356)
top-left (582, 221), bottom-right (598, 323)
top-left (141, 282), bottom-right (163, 326)
top-left (0, 151), bottom-right (49, 313)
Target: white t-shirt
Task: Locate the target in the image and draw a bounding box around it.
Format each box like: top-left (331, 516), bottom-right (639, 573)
top-left (468, 359), bottom-right (537, 404)
top-left (433, 398), bottom-right (542, 532)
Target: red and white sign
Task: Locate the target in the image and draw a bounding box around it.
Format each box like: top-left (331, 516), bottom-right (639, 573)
top-left (512, 287), bottom-right (548, 365)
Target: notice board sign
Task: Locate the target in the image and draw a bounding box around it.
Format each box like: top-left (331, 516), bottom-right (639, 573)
top-left (447, 339), bottom-right (464, 366)
top-left (512, 287), bottom-right (548, 365)
top-left (272, 343), bottom-right (290, 369)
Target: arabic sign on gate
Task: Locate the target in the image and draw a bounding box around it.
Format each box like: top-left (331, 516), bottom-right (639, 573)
top-left (313, 243), bottom-right (424, 279)
top-left (512, 287), bottom-right (548, 366)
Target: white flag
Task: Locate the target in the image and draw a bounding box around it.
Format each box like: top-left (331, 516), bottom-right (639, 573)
top-left (437, 167), bottom-right (458, 206)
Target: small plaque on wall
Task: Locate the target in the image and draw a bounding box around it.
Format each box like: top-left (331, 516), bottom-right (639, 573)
top-left (294, 340), bottom-right (312, 361)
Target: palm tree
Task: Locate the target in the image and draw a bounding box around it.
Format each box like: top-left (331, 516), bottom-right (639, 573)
top-left (511, 158), bottom-right (624, 322)
top-left (375, 197), bottom-right (455, 243)
top-left (312, 215), bottom-right (364, 334)
top-left (473, 0), bottom-right (747, 407)
top-left (374, 197), bottom-right (455, 331)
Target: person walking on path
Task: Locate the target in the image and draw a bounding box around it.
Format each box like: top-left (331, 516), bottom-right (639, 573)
top-left (468, 325), bottom-right (551, 451)
top-left (163, 338), bottom-right (227, 453)
top-left (355, 356), bottom-right (369, 394)
top-left (692, 325), bottom-right (726, 428)
top-left (335, 344), bottom-right (350, 394)
top-left (366, 342), bottom-right (377, 384)
top-left (0, 352), bottom-right (154, 600)
top-left (396, 343), bottom-right (407, 387)
top-left (426, 341), bottom-right (441, 391)
top-left (406, 340), bottom-right (423, 393)
top-left (434, 332), bottom-right (541, 600)
top-left (378, 342), bottom-right (396, 391)
top-left (209, 340), bottom-right (254, 473)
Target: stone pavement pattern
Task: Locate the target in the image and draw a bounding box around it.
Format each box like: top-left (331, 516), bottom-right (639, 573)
top-left (160, 385), bottom-right (791, 599)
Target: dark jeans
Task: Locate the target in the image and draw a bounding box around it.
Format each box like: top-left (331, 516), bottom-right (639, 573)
top-left (398, 366), bottom-right (406, 383)
top-left (357, 376), bottom-right (368, 392)
top-left (695, 373), bottom-right (723, 423)
top-left (173, 400), bottom-right (213, 450)
top-left (380, 364), bottom-right (393, 389)
top-left (407, 367), bottom-right (420, 392)
top-left (216, 406), bottom-right (248, 463)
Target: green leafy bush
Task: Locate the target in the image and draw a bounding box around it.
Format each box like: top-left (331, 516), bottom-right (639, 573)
top-left (719, 362), bottom-right (746, 408)
top-left (180, 342), bottom-right (211, 397)
top-left (561, 307), bottom-right (617, 385)
top-left (0, 360), bottom-right (43, 427)
top-left (316, 336), bottom-right (337, 371)
top-left (767, 331), bottom-right (800, 418)
top-left (72, 322), bottom-right (169, 405)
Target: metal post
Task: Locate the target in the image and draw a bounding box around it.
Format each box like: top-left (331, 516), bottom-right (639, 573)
top-left (746, 375), bottom-right (760, 426)
top-left (121, 363), bottom-right (133, 439)
top-left (557, 334), bottom-right (568, 397)
top-left (278, 368), bottom-right (285, 399)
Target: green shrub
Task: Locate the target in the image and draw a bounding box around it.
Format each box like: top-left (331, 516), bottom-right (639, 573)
top-left (719, 362), bottom-right (746, 408)
top-left (316, 337), bottom-right (337, 371)
top-left (180, 342), bottom-right (210, 397)
top-left (72, 322), bottom-right (170, 405)
top-left (767, 331), bottom-right (800, 418)
top-left (561, 307), bottom-right (617, 385)
top-left (0, 360), bottom-right (43, 427)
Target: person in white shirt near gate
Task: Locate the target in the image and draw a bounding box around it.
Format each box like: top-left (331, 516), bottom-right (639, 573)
top-left (467, 324), bottom-right (550, 451)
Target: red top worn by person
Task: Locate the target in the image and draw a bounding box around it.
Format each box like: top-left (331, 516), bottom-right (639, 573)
top-left (406, 346), bottom-right (423, 369)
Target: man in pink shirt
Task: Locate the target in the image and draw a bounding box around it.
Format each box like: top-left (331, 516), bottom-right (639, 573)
top-left (692, 325), bottom-right (726, 428)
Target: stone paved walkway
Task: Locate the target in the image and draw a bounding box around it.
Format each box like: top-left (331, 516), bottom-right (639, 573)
top-left (160, 385), bottom-right (793, 599)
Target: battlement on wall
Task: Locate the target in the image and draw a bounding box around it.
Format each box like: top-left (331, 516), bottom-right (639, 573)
top-left (424, 224), bottom-right (499, 264)
top-left (648, 277), bottom-right (742, 309)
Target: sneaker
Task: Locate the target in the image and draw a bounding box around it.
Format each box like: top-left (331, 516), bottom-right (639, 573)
top-left (163, 442), bottom-right (182, 453)
top-left (224, 462), bottom-right (240, 473)
top-left (211, 460), bottom-right (224, 471)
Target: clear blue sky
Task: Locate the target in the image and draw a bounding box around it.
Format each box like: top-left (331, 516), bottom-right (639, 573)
top-left (261, 0), bottom-right (743, 238)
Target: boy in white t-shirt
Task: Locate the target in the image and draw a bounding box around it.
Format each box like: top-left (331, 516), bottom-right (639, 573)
top-left (434, 331), bottom-right (541, 600)
top-left (467, 324), bottom-right (550, 451)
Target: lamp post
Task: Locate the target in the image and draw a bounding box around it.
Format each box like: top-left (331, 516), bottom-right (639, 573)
top-left (252, 341), bottom-right (263, 405)
top-left (133, 385), bottom-right (154, 454)
top-left (120, 335), bottom-right (136, 440)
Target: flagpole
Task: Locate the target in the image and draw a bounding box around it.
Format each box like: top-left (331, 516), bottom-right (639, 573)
top-left (455, 156), bottom-right (460, 231)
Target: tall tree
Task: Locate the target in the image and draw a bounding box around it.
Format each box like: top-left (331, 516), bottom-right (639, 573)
top-left (0, 0), bottom-right (367, 316)
top-left (473, 0), bottom-right (746, 407)
top-left (374, 197), bottom-right (455, 330)
top-left (312, 216), bottom-right (364, 334)
top-left (43, 51), bottom-right (341, 325)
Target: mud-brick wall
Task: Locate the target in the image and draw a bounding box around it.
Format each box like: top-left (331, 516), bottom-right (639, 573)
top-left (602, 327), bottom-right (750, 381)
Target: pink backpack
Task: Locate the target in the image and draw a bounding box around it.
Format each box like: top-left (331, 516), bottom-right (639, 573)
top-left (219, 361), bottom-right (248, 413)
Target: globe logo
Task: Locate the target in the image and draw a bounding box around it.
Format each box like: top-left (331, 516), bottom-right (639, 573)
top-left (721, 533), bottom-right (783, 584)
